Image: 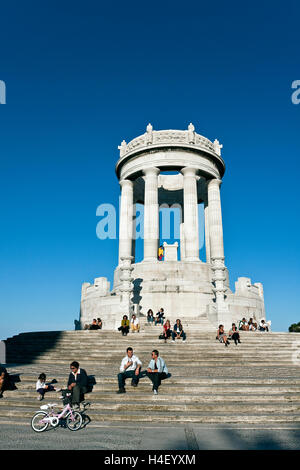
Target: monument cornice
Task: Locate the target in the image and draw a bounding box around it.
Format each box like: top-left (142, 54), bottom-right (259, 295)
top-left (115, 125), bottom-right (226, 180)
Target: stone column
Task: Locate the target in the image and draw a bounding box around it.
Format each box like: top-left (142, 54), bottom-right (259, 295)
top-left (182, 167), bottom-right (199, 261)
top-left (118, 179), bottom-right (134, 264)
top-left (143, 167), bottom-right (159, 261)
top-left (204, 195), bottom-right (211, 264)
top-left (207, 178), bottom-right (230, 327)
top-left (119, 256), bottom-right (134, 318)
top-left (180, 222), bottom-right (185, 260)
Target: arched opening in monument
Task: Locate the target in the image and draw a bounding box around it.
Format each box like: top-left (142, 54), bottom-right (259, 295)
top-left (132, 202), bottom-right (205, 263)
top-left (159, 204), bottom-right (181, 260)
top-left (133, 202), bottom-right (144, 264)
top-left (198, 203), bottom-right (206, 262)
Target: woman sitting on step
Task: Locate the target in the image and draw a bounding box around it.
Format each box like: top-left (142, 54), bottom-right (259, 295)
top-left (147, 309), bottom-right (154, 324)
top-left (216, 325), bottom-right (230, 347)
top-left (118, 315), bottom-right (130, 336)
top-left (228, 323), bottom-right (241, 346)
top-left (171, 319), bottom-right (186, 343)
top-left (161, 319), bottom-right (172, 343)
top-left (248, 318), bottom-right (257, 331)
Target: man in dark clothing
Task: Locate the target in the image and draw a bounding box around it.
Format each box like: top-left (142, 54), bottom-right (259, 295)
top-left (67, 361), bottom-right (88, 408)
top-left (155, 308), bottom-right (165, 326)
top-left (89, 319), bottom-right (100, 330)
top-left (0, 364), bottom-right (15, 398)
top-left (171, 319), bottom-right (186, 342)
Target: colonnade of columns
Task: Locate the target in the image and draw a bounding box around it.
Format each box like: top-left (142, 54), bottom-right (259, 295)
top-left (118, 167), bottom-right (225, 268)
top-left (118, 167), bottom-right (228, 315)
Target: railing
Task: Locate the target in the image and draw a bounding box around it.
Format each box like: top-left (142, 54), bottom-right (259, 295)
top-left (118, 125), bottom-right (221, 159)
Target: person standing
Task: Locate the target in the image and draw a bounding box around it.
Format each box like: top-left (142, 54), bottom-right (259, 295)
top-left (117, 347), bottom-right (142, 394)
top-left (67, 361), bottom-right (88, 408)
top-left (158, 245), bottom-right (164, 261)
top-left (146, 350), bottom-right (169, 395)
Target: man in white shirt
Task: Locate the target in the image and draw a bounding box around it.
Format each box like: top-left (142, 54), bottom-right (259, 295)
top-left (259, 319), bottom-right (269, 332)
top-left (117, 347), bottom-right (142, 394)
top-left (146, 349), bottom-right (169, 395)
top-left (130, 314), bottom-right (140, 333)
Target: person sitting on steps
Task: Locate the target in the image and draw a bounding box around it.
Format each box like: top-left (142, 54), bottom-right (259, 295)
top-left (239, 318), bottom-right (249, 331)
top-left (117, 347), bottom-right (142, 394)
top-left (89, 319), bottom-right (100, 330)
top-left (36, 373), bottom-right (61, 401)
top-left (155, 308), bottom-right (165, 326)
top-left (146, 349), bottom-right (169, 395)
top-left (162, 319), bottom-right (172, 343)
top-left (259, 319), bottom-right (269, 332)
top-left (171, 319), bottom-right (186, 343)
top-left (217, 324), bottom-right (230, 347)
top-left (118, 315), bottom-right (130, 335)
top-left (248, 318), bottom-right (257, 331)
top-left (130, 314), bottom-right (140, 333)
top-left (147, 309), bottom-right (154, 324)
top-left (228, 323), bottom-right (241, 346)
top-left (0, 364), bottom-right (16, 399)
top-left (67, 361), bottom-right (88, 409)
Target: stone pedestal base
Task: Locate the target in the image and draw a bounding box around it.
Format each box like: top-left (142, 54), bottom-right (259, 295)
top-left (79, 265), bottom-right (265, 331)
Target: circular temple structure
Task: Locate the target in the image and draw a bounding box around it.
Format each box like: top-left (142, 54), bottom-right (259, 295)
top-left (79, 124), bottom-right (266, 330)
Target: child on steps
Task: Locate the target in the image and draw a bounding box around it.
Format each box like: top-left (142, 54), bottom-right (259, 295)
top-left (36, 373), bottom-right (61, 401)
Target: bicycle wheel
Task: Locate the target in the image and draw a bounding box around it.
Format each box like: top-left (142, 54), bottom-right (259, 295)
top-left (31, 411), bottom-right (49, 432)
top-left (66, 411), bottom-right (83, 431)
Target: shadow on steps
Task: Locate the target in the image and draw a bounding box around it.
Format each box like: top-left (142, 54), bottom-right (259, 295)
top-left (4, 331), bottom-right (64, 366)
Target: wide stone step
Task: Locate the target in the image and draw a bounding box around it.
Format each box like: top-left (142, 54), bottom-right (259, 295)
top-left (3, 390), bottom-right (300, 402)
top-left (4, 331), bottom-right (295, 339)
top-left (13, 382), bottom-right (300, 390)
top-left (6, 352), bottom-right (296, 360)
top-left (0, 406), bottom-right (300, 424)
top-left (2, 395), bottom-right (300, 412)
top-left (2, 329), bottom-right (300, 425)
top-left (6, 344), bottom-right (297, 351)
top-left (10, 374), bottom-right (300, 385)
top-left (6, 357), bottom-right (296, 366)
top-left (5, 333), bottom-right (294, 339)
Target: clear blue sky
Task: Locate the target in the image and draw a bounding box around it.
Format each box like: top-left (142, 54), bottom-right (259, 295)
top-left (0, 0), bottom-right (299, 339)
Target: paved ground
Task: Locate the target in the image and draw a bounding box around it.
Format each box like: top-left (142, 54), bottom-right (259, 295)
top-left (1, 422), bottom-right (300, 450)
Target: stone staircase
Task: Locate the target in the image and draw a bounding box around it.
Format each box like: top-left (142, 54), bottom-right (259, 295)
top-left (2, 321), bottom-right (300, 425)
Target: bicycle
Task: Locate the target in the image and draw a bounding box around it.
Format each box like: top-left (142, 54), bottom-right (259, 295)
top-left (31, 402), bottom-right (83, 432)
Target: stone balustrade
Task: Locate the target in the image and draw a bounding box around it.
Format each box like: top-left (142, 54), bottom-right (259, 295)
top-left (118, 124), bottom-right (222, 160)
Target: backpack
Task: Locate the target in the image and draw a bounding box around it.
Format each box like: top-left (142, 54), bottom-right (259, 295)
top-left (61, 389), bottom-right (72, 405)
top-left (86, 375), bottom-right (96, 393)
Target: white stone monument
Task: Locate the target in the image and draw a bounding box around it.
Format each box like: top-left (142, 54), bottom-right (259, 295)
top-left (79, 124), bottom-right (266, 330)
